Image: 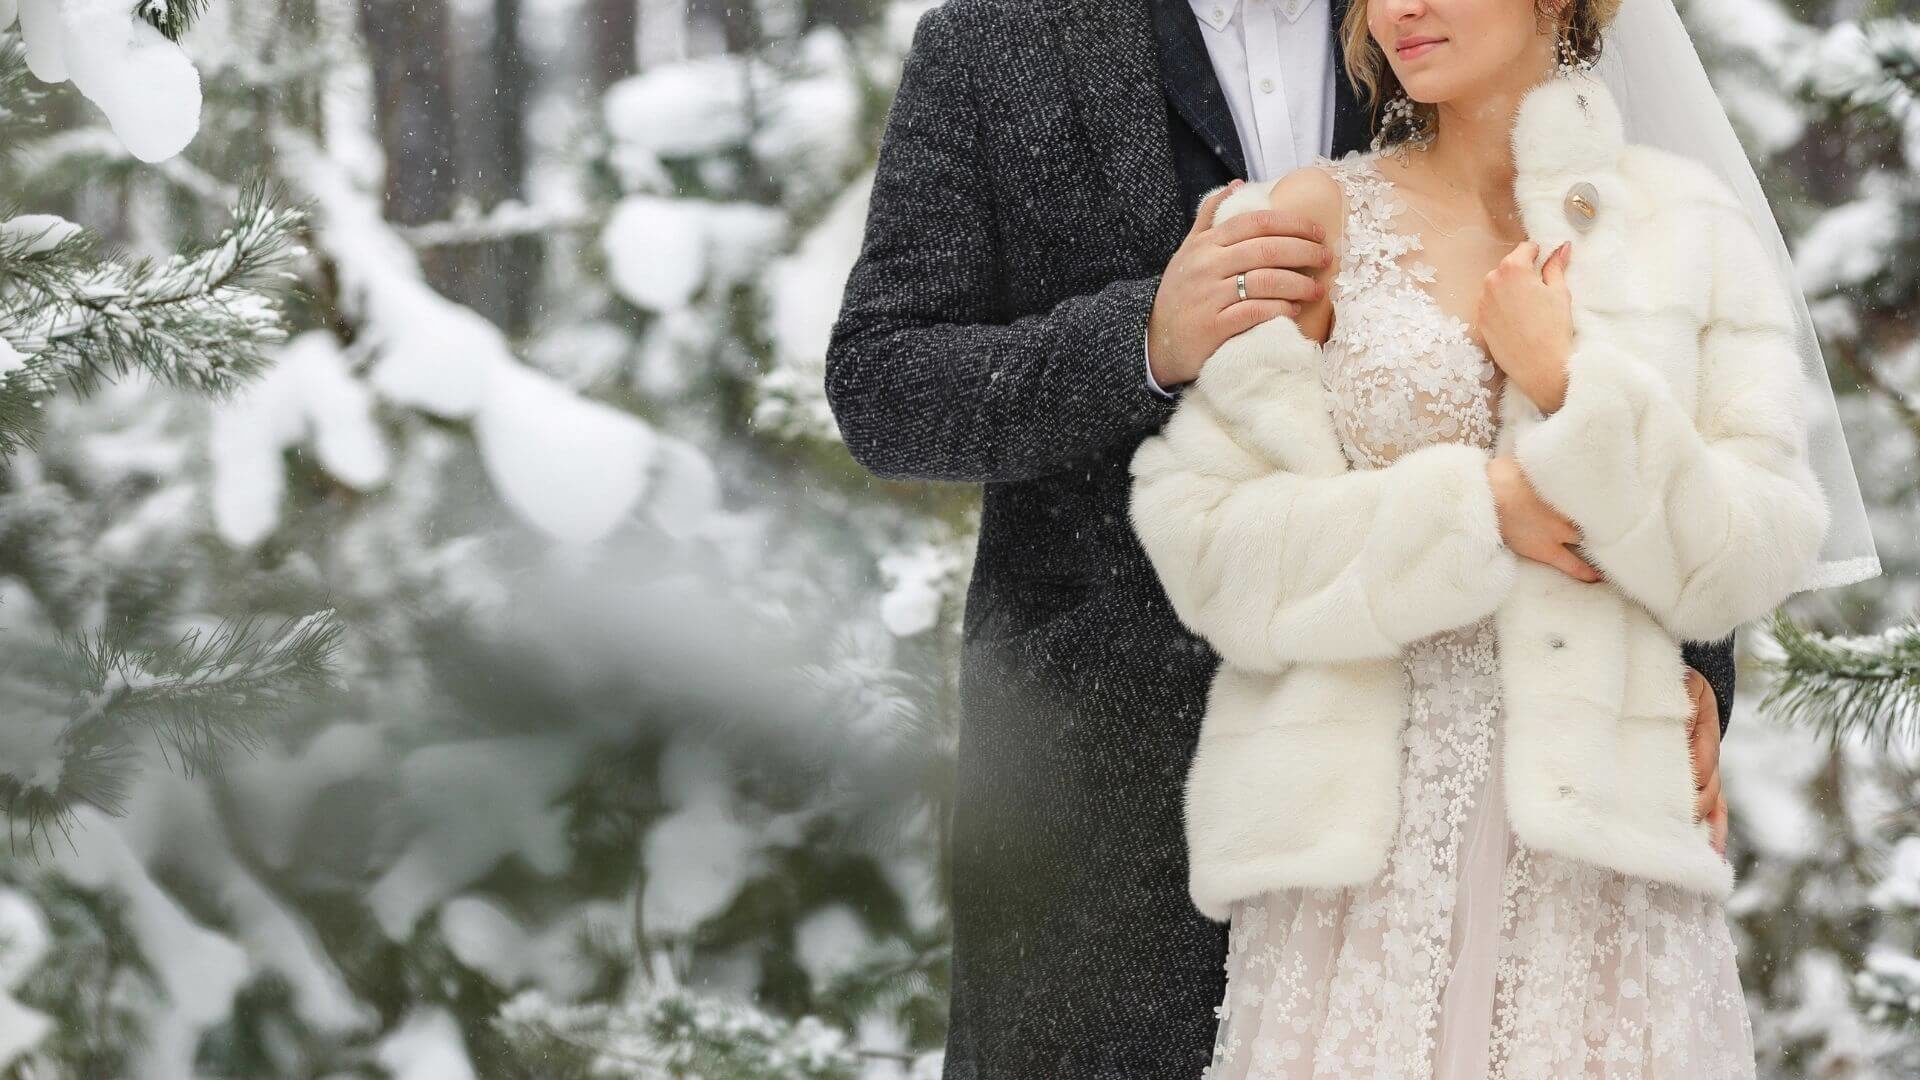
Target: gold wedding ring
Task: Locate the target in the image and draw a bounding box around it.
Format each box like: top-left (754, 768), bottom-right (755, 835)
top-left (1235, 272), bottom-right (1248, 302)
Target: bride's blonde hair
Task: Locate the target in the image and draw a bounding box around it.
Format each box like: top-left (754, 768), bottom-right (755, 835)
top-left (1342, 0), bottom-right (1625, 136)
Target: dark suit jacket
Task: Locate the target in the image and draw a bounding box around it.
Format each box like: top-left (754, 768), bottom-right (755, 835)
top-left (824, 0), bottom-right (1736, 1074)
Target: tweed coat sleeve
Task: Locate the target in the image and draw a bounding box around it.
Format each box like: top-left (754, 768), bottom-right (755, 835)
top-left (1512, 205), bottom-right (1830, 647)
top-left (1129, 312), bottom-right (1522, 675)
top-left (1683, 634), bottom-right (1736, 739)
top-left (822, 8), bottom-right (1179, 484)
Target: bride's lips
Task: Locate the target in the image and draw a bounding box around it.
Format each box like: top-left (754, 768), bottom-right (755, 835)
top-left (1396, 36), bottom-right (1445, 59)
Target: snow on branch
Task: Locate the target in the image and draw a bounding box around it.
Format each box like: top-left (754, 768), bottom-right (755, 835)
top-left (493, 986), bottom-right (863, 1079)
top-left (1, 608), bottom-right (347, 852)
top-left (267, 127), bottom-right (732, 548)
top-left (0, 182), bottom-right (305, 458)
top-left (6, 0), bottom-right (203, 162)
top-left (396, 199), bottom-right (597, 250)
top-left (1758, 610), bottom-right (1920, 749)
top-left (1793, 19), bottom-right (1920, 115)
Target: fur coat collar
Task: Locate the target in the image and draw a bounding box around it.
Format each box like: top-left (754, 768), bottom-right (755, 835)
top-left (1128, 72), bottom-right (1830, 920)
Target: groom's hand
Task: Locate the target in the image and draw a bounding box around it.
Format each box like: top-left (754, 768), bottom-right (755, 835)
top-left (1686, 667), bottom-right (1730, 859)
top-left (1147, 180), bottom-right (1330, 389)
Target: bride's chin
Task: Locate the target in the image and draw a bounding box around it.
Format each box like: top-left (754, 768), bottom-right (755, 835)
top-left (1392, 76), bottom-right (1444, 104)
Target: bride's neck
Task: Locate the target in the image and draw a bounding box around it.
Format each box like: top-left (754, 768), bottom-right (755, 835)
top-left (1427, 97), bottom-right (1520, 216)
top-left (1416, 59), bottom-right (1558, 227)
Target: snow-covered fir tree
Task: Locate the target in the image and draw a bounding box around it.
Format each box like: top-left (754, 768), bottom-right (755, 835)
top-left (0, 1), bottom-right (344, 856)
top-left (5, 0), bottom-right (954, 1075)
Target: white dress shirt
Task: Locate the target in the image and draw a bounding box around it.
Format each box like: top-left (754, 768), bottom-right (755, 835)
top-left (1146, 0), bottom-right (1337, 396)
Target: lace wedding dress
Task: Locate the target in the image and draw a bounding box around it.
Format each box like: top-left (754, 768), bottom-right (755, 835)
top-left (1201, 151), bottom-right (1758, 1079)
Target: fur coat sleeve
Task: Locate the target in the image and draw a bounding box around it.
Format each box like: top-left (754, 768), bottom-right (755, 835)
top-left (1128, 311), bottom-right (1521, 675)
top-left (1509, 204), bottom-right (1830, 644)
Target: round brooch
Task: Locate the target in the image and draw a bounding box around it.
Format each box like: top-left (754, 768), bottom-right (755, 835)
top-left (1564, 181), bottom-right (1600, 232)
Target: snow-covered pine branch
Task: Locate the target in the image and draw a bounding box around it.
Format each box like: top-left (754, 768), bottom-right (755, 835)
top-left (136, 0), bottom-right (209, 42)
top-left (0, 35), bottom-right (43, 146)
top-left (0, 608), bottom-right (346, 851)
top-left (493, 986), bottom-right (865, 1079)
top-left (1857, 949), bottom-right (1920, 1031)
top-left (0, 182), bottom-right (305, 458)
top-left (1758, 611), bottom-right (1920, 749)
top-left (1794, 19), bottom-right (1920, 116)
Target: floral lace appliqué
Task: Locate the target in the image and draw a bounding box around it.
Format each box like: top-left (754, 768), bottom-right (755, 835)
top-left (1200, 152), bottom-right (1756, 1080)
top-left (1318, 153), bottom-right (1499, 469)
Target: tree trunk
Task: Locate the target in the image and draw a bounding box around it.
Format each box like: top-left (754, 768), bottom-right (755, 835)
top-left (589, 0), bottom-right (637, 94)
top-left (357, 0), bottom-right (461, 292)
top-left (473, 0), bottom-right (536, 332)
top-left (689, 0), bottom-right (755, 54)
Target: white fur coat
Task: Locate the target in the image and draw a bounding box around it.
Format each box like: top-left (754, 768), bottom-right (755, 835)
top-left (1128, 72), bottom-right (1830, 922)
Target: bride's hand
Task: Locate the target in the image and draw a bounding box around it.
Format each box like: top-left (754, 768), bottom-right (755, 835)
top-left (1487, 456), bottom-right (1602, 583)
top-left (1477, 241), bottom-right (1575, 414)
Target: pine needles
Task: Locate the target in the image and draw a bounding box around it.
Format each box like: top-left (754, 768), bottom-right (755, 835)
top-left (137, 0), bottom-right (213, 43)
top-left (0, 181), bottom-right (307, 458)
top-left (1757, 609), bottom-right (1920, 749)
top-left (2, 610), bottom-right (347, 854)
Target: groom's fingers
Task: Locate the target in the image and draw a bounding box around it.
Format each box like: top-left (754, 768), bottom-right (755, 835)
top-left (1215, 233), bottom-right (1329, 277)
top-left (1221, 299), bottom-right (1299, 335)
top-left (1223, 267), bottom-right (1320, 307)
top-left (1190, 182), bottom-right (1241, 236)
top-left (1211, 207), bottom-right (1327, 247)
top-left (1695, 765), bottom-right (1722, 825)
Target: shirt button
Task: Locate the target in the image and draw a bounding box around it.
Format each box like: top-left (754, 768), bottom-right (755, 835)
top-left (1213, 6), bottom-right (1224, 18)
top-left (1259, 78), bottom-right (1275, 93)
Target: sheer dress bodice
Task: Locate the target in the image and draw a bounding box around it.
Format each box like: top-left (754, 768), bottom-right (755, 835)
top-left (1320, 154), bottom-right (1500, 468)
top-left (1200, 152), bottom-right (1756, 1080)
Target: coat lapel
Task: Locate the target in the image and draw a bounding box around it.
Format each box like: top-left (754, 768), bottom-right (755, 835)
top-left (1055, 0), bottom-right (1373, 260)
top-left (1154, 0), bottom-right (1372, 174)
top-left (1054, 0), bottom-right (1189, 262)
top-left (1153, 0), bottom-right (1249, 179)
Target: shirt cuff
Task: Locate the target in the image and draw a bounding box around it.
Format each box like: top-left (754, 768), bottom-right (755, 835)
top-left (1144, 329), bottom-right (1182, 399)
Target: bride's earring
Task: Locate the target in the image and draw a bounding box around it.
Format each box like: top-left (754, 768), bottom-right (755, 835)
top-left (1370, 86), bottom-right (1435, 155)
top-left (1553, 23), bottom-right (1594, 79)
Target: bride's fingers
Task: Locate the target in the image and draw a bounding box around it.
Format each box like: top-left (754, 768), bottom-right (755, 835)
top-left (1709, 794), bottom-right (1729, 858)
top-left (1549, 544), bottom-right (1602, 583)
top-left (1542, 241), bottom-right (1573, 284)
top-left (1502, 240), bottom-right (1541, 270)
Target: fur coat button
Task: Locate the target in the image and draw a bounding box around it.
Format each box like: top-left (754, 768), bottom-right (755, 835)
top-left (1564, 181), bottom-right (1600, 232)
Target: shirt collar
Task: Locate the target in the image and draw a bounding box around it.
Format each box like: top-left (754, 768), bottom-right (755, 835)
top-left (1189, 0), bottom-right (1239, 33)
top-left (1189, 0), bottom-right (1317, 31)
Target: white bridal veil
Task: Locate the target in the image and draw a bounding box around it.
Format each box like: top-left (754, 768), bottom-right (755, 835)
top-left (1593, 0), bottom-right (1883, 594)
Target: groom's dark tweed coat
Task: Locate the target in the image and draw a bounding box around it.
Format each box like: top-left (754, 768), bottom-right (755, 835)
top-left (825, 0), bottom-right (1737, 1074)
